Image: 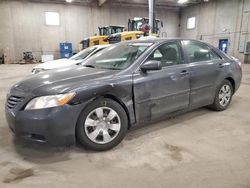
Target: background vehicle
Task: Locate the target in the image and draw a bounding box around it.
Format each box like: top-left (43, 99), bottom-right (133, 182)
top-left (6, 39), bottom-right (242, 151)
top-left (128, 17), bottom-right (163, 36)
top-left (99, 25), bottom-right (124, 36)
top-left (108, 17), bottom-right (163, 44)
top-left (32, 44), bottom-right (110, 74)
top-left (81, 25), bottom-right (124, 49)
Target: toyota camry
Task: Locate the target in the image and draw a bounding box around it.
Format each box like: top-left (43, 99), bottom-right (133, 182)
top-left (5, 39), bottom-right (242, 151)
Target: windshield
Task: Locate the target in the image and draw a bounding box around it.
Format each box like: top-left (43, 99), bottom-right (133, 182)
top-left (134, 21), bottom-right (143, 30)
top-left (70, 47), bottom-right (97, 60)
top-left (84, 42), bottom-right (153, 70)
top-left (110, 27), bottom-right (123, 34)
top-left (100, 28), bottom-right (109, 35)
top-left (134, 19), bottom-right (148, 30)
top-left (100, 27), bottom-right (124, 35)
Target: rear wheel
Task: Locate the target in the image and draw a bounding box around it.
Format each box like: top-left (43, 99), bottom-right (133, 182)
top-left (209, 80), bottom-right (233, 111)
top-left (76, 98), bottom-right (128, 151)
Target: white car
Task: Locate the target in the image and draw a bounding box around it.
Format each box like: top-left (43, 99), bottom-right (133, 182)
top-left (32, 44), bottom-right (110, 74)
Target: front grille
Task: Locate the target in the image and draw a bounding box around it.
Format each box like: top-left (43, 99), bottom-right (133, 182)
top-left (7, 96), bottom-right (24, 109)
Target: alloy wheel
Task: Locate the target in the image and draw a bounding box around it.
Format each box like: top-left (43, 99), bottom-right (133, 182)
top-left (219, 84), bottom-right (231, 107)
top-left (84, 107), bottom-right (121, 144)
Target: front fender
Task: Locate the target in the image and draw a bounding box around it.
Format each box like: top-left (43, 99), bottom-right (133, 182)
top-left (70, 76), bottom-right (136, 125)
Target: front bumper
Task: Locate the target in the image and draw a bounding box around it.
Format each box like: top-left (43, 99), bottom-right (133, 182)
top-left (5, 103), bottom-right (86, 146)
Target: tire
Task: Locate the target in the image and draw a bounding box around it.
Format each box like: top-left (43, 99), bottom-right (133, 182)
top-left (76, 98), bottom-right (128, 151)
top-left (209, 80), bottom-right (233, 111)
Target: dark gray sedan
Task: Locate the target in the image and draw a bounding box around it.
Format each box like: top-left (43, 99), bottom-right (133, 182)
top-left (5, 39), bottom-right (242, 151)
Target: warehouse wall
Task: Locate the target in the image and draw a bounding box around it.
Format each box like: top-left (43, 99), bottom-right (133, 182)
top-left (0, 1), bottom-right (180, 63)
top-left (180, 0), bottom-right (250, 62)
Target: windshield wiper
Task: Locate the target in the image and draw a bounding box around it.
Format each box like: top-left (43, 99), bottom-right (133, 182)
top-left (103, 67), bottom-right (121, 70)
top-left (84, 64), bottom-right (95, 68)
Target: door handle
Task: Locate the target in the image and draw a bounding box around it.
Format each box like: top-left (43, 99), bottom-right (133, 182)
top-left (218, 63), bottom-right (224, 68)
top-left (180, 70), bottom-right (189, 76)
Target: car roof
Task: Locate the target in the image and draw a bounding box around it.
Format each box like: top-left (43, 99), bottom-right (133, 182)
top-left (125, 37), bottom-right (194, 43)
top-left (94, 44), bottom-right (111, 49)
top-left (120, 38), bottom-right (218, 48)
top-left (113, 38), bottom-right (176, 45)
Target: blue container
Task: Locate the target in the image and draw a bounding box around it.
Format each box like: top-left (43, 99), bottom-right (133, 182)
top-left (60, 43), bottom-right (72, 52)
top-left (60, 52), bottom-right (73, 59)
top-left (59, 42), bottom-right (73, 58)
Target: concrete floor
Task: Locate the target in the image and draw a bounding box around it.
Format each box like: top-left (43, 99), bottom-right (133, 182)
top-left (0, 64), bottom-right (250, 188)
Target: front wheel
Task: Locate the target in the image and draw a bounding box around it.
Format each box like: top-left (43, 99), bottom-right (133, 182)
top-left (76, 98), bottom-right (128, 151)
top-left (209, 80), bottom-right (233, 111)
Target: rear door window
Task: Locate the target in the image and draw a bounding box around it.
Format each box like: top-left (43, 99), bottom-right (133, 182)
top-left (184, 41), bottom-right (221, 63)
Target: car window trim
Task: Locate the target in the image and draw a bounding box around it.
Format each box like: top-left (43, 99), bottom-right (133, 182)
top-left (209, 48), bottom-right (223, 60)
top-left (182, 40), bottom-right (224, 64)
top-left (90, 48), bottom-right (103, 56)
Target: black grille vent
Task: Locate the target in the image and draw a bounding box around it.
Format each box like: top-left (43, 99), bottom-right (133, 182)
top-left (7, 96), bottom-right (24, 109)
top-left (109, 37), bottom-right (120, 44)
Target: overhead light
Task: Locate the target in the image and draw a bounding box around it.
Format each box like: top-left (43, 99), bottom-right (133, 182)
top-left (66, 0), bottom-right (73, 3)
top-left (178, 0), bottom-right (188, 4)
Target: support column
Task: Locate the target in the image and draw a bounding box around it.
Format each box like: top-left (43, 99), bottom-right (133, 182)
top-left (148, 0), bottom-right (155, 35)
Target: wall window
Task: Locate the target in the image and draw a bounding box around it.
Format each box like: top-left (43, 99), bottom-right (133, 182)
top-left (45, 12), bottom-right (60, 26)
top-left (187, 17), bottom-right (196, 29)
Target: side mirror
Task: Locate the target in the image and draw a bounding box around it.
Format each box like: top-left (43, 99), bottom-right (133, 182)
top-left (141, 60), bottom-right (162, 72)
top-left (161, 21), bottom-right (164, 27)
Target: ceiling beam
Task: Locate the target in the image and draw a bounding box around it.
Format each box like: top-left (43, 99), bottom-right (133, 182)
top-left (98, 0), bottom-right (108, 6)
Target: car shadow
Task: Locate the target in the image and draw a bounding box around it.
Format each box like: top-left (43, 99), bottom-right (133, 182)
top-left (126, 107), bottom-right (212, 140)
top-left (10, 107), bottom-right (213, 165)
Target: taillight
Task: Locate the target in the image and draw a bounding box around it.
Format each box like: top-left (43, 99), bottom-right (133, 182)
top-left (238, 61), bottom-right (242, 68)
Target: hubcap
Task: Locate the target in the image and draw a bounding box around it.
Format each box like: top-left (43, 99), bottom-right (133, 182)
top-left (84, 107), bottom-right (121, 144)
top-left (219, 84), bottom-right (231, 107)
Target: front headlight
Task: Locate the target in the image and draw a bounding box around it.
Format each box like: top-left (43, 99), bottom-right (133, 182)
top-left (24, 92), bottom-right (76, 110)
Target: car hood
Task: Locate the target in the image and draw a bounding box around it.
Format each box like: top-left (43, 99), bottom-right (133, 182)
top-left (33, 59), bottom-right (83, 70)
top-left (12, 66), bottom-right (117, 96)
